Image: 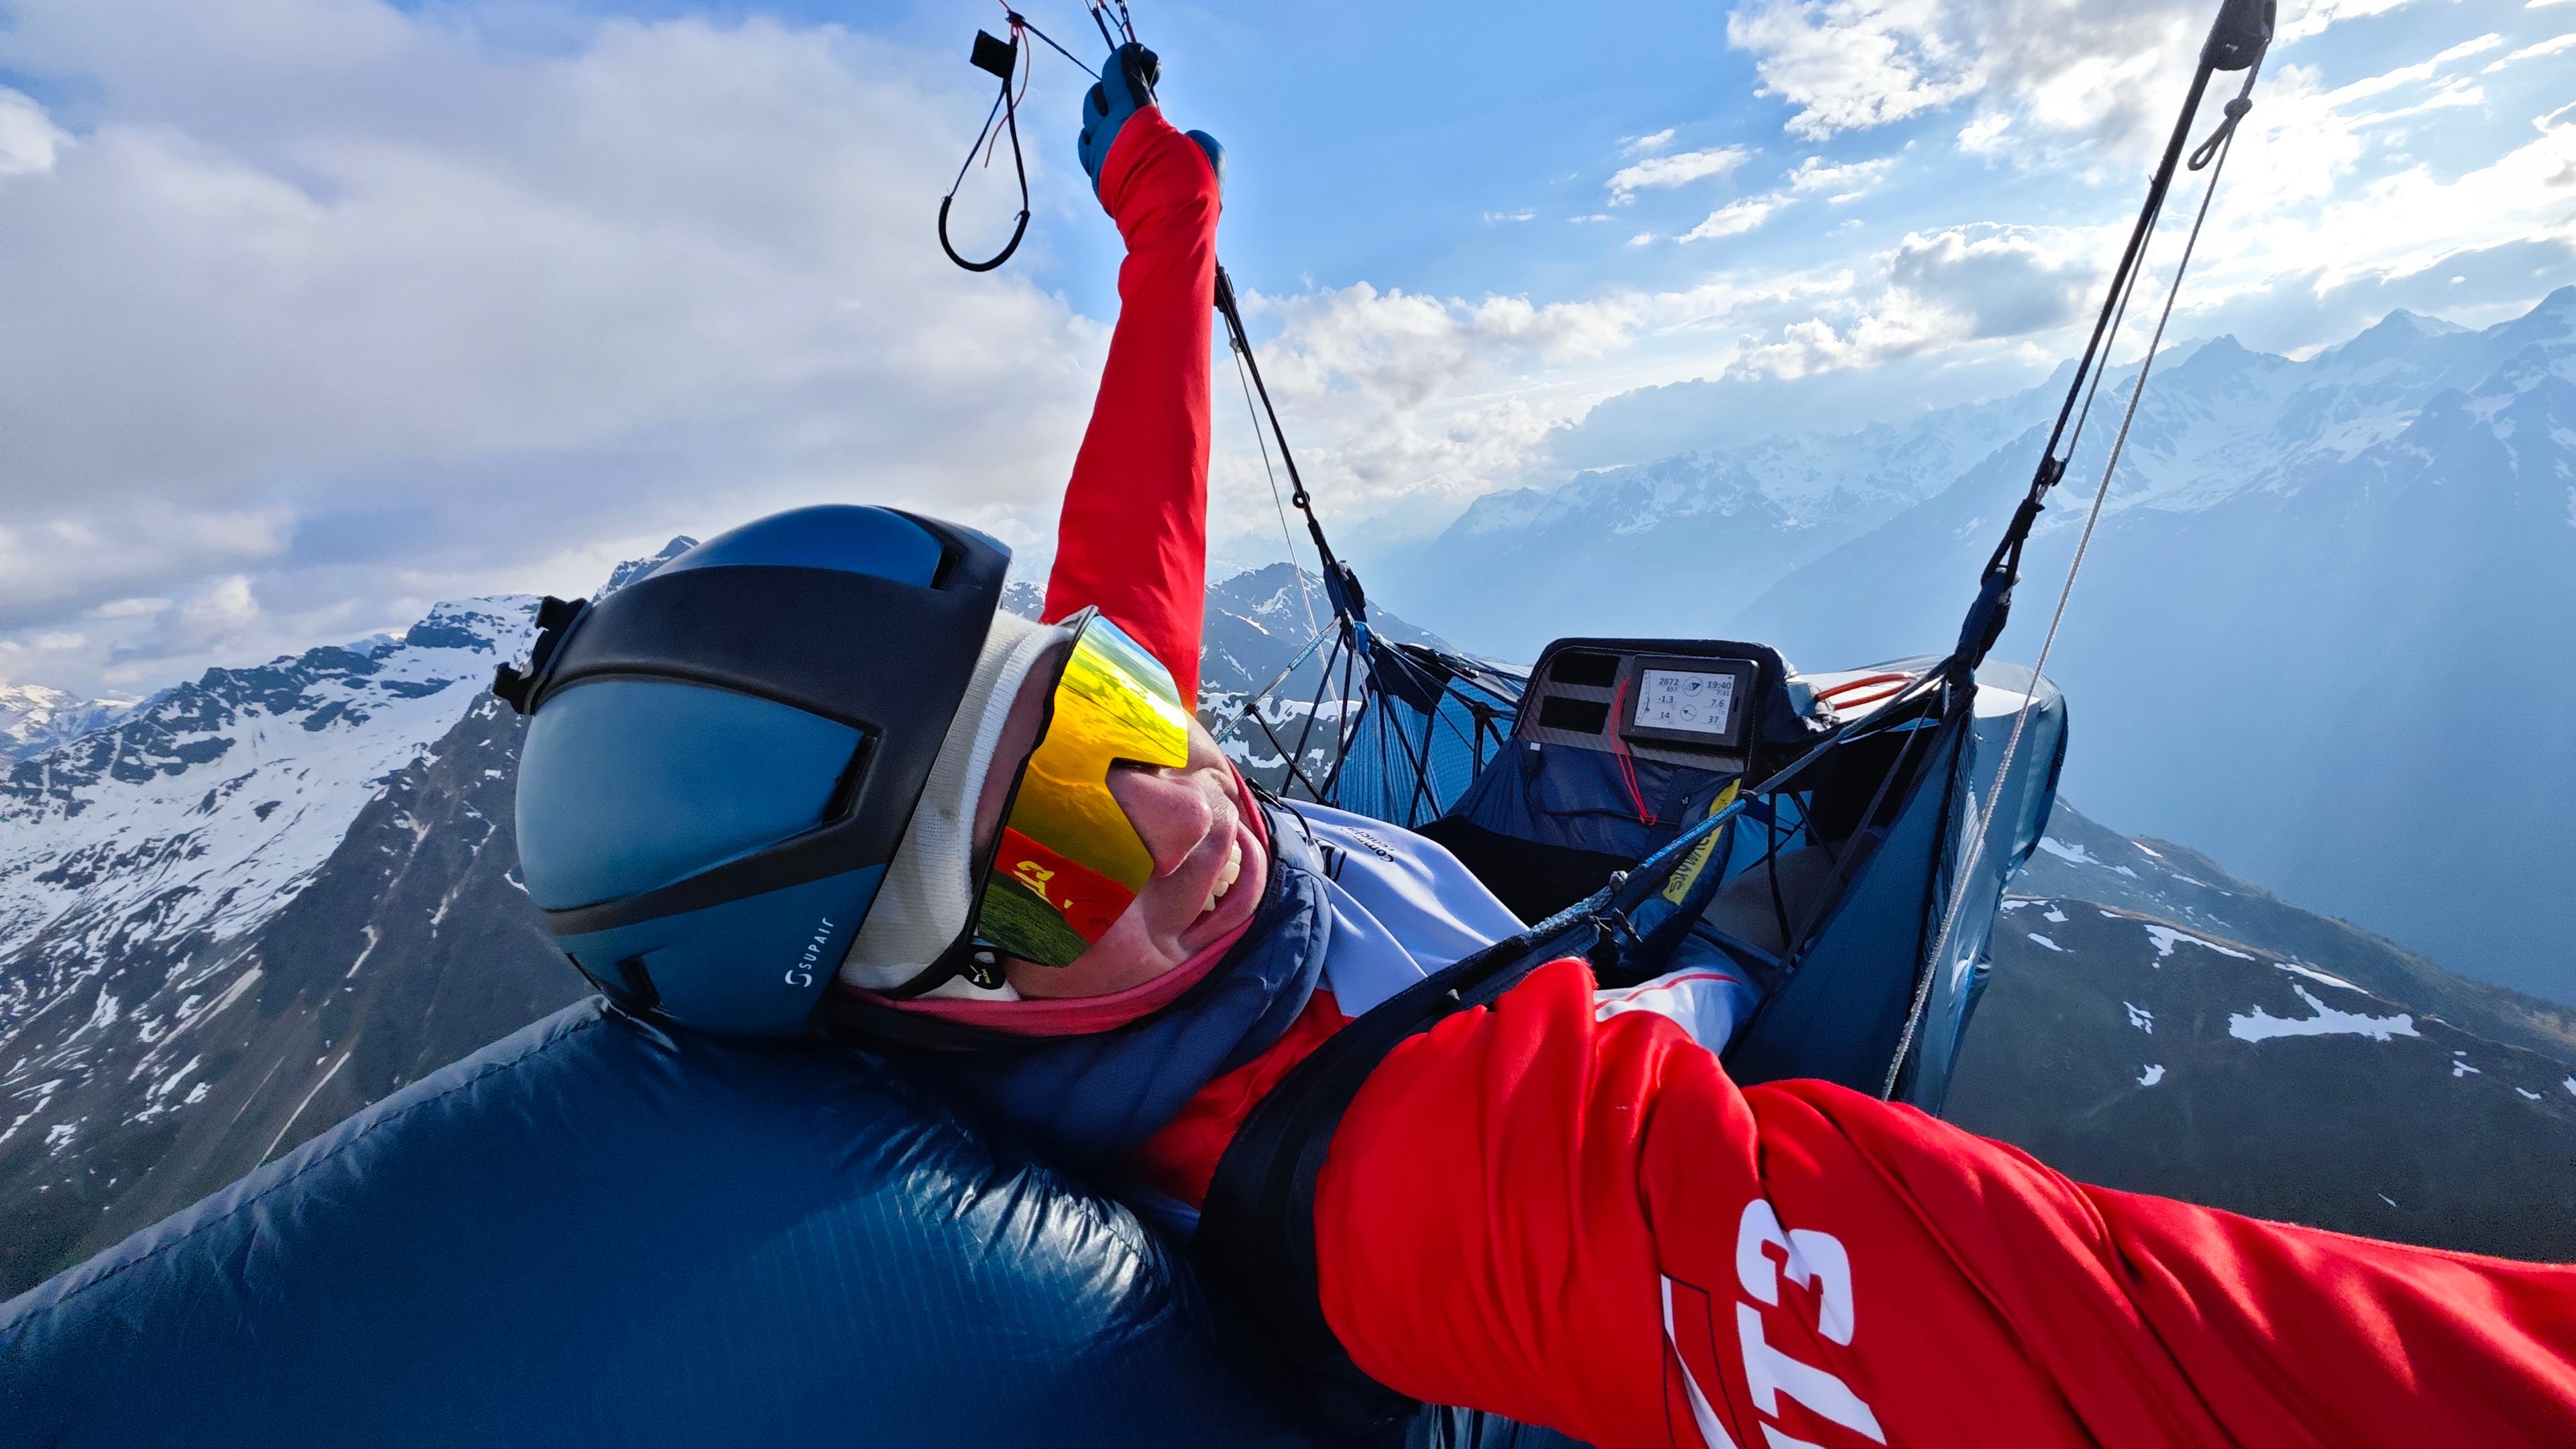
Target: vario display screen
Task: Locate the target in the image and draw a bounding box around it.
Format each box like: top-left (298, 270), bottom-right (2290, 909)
top-left (1634, 669), bottom-right (1735, 737)
top-left (1619, 655), bottom-right (1759, 750)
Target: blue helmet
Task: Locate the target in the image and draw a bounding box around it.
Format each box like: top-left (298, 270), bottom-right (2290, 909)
top-left (493, 505), bottom-right (1008, 1034)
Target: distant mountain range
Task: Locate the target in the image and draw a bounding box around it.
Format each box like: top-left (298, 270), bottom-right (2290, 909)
top-left (1376, 380), bottom-right (2058, 661)
top-left (0, 685), bottom-right (144, 764)
top-left (1386, 290), bottom-right (2576, 1007)
top-left (7, 544), bottom-right (2572, 1299)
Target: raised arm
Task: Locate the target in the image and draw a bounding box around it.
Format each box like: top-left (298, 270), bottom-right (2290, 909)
top-left (1042, 97), bottom-right (1221, 706)
top-left (1316, 959), bottom-right (2576, 1449)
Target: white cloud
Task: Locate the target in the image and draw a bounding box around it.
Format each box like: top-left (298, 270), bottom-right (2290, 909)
top-left (0, 89), bottom-right (66, 176)
top-left (2189, 85), bottom-right (2576, 315)
top-left (2483, 32), bottom-right (2576, 70)
top-left (1786, 154), bottom-right (1896, 197)
top-left (5, 0), bottom-right (2563, 696)
top-left (1713, 219), bottom-right (2112, 377)
top-left (1682, 196), bottom-right (1786, 240)
top-left (1485, 208), bottom-right (1538, 223)
top-left (1722, 0), bottom-right (2453, 168)
top-left (1725, 0), bottom-right (1987, 139)
top-left (1884, 223), bottom-right (2106, 337)
top-left (1607, 145), bottom-right (1752, 202)
top-left (90, 598), bottom-right (173, 621)
top-left (0, 506), bottom-right (294, 627)
top-left (0, 0), bottom-right (1102, 692)
top-left (2278, 0), bottom-right (2430, 44)
top-left (2432, 32), bottom-right (2509, 62)
top-left (1208, 268), bottom-right (1871, 540)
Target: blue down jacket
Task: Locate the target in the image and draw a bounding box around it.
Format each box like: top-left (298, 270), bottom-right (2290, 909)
top-left (0, 998), bottom-right (1578, 1449)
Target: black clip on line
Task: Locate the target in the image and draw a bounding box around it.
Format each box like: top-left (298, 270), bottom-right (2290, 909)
top-left (938, 28), bottom-right (1031, 273)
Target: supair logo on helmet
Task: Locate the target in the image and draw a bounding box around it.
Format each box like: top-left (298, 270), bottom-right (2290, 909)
top-left (788, 915), bottom-right (838, 991)
top-left (496, 504), bottom-right (1008, 1036)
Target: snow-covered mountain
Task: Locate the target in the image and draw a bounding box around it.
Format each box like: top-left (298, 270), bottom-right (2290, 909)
top-left (1395, 290), bottom-right (2576, 1005)
top-left (1004, 561), bottom-right (1447, 700)
top-left (1, 601), bottom-right (539, 975)
top-left (1374, 378), bottom-right (2063, 661)
top-left (1737, 289), bottom-right (2576, 1006)
top-left (0, 686), bottom-right (144, 764)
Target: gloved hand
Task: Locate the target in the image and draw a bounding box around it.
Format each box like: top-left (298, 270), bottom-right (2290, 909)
top-left (1077, 42), bottom-right (1224, 199)
top-left (1077, 42), bottom-right (1159, 194)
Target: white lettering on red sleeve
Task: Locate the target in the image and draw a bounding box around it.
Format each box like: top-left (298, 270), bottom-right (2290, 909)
top-left (1662, 1201), bottom-right (1885, 1449)
top-left (1734, 1200), bottom-right (1856, 1345)
top-left (1734, 1304), bottom-right (1884, 1444)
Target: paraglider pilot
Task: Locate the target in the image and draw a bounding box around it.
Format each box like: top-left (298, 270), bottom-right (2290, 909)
top-left (504, 46), bottom-right (2576, 1449)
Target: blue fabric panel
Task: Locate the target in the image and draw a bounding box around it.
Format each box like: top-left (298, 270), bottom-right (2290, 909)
top-left (558, 865), bottom-right (883, 1036)
top-left (657, 503), bottom-right (946, 582)
top-left (0, 1001), bottom-right (1317, 1449)
top-left (1723, 722), bottom-right (1963, 1095)
top-left (1333, 645), bottom-right (1523, 830)
top-left (1906, 665), bottom-right (2069, 1113)
top-left (1450, 740), bottom-right (1737, 865)
top-left (518, 678), bottom-right (861, 909)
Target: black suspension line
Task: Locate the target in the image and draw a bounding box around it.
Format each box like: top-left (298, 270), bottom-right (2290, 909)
top-left (1952, 0), bottom-right (2273, 671)
top-left (1214, 265), bottom-right (1373, 631)
top-left (1893, 0), bottom-right (2272, 1099)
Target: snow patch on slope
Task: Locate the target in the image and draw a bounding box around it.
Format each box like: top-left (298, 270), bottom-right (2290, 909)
top-left (2142, 924), bottom-right (2254, 962)
top-left (2229, 985), bottom-right (2419, 1044)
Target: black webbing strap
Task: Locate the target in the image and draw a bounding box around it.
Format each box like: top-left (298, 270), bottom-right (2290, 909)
top-left (1193, 900), bottom-right (1611, 1438)
top-left (1192, 807), bottom-right (1735, 1438)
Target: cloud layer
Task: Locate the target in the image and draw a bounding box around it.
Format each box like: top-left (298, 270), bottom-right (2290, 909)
top-left (0, 0), bottom-right (1103, 689)
top-left (2, 0), bottom-right (2566, 698)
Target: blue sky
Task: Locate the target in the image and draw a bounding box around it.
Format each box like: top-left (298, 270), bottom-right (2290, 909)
top-left (1, 0), bottom-right (2569, 695)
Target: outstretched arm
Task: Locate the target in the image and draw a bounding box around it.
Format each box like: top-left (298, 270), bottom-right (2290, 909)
top-left (1042, 105), bottom-right (1220, 706)
top-left (1317, 959), bottom-right (2576, 1449)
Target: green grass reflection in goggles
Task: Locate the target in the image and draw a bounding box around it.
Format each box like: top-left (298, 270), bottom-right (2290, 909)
top-left (971, 609), bottom-right (1192, 971)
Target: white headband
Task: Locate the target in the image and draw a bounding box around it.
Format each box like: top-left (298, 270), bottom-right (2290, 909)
top-left (837, 608), bottom-right (1072, 998)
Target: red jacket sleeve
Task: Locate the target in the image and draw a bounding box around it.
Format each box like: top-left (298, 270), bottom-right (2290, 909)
top-left (1314, 958), bottom-right (2576, 1449)
top-left (1042, 108), bottom-right (1219, 707)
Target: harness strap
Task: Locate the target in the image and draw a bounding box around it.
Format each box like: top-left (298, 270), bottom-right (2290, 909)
top-left (1193, 808), bottom-right (1735, 1438)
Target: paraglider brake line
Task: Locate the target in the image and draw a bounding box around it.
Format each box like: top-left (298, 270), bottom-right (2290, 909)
top-left (938, 25), bottom-right (1033, 272)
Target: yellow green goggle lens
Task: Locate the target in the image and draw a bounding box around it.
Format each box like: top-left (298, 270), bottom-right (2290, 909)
top-left (973, 611), bottom-right (1192, 970)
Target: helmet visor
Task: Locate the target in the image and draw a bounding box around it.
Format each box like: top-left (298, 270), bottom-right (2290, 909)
top-left (973, 611), bottom-right (1192, 969)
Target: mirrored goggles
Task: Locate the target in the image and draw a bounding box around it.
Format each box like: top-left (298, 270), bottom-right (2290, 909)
top-left (969, 609), bottom-right (1193, 973)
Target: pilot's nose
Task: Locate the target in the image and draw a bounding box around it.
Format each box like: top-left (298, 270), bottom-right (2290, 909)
top-left (1106, 765), bottom-right (1219, 876)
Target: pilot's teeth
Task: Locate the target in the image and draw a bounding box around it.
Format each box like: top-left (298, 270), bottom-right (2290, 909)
top-left (1203, 843), bottom-right (1245, 916)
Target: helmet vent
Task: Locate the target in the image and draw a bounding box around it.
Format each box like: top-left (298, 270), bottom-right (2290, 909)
top-left (824, 733), bottom-right (880, 824)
